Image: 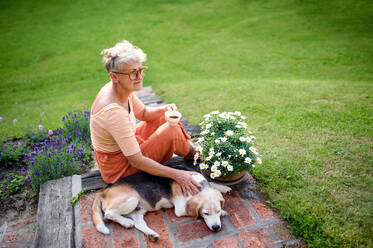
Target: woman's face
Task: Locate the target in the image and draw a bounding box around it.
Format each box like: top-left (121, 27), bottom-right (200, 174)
top-left (111, 61), bottom-right (144, 92)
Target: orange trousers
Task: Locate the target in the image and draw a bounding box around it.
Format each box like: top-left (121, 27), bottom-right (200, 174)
top-left (94, 114), bottom-right (191, 184)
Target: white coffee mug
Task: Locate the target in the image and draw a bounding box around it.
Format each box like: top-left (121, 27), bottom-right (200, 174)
top-left (165, 110), bottom-right (182, 126)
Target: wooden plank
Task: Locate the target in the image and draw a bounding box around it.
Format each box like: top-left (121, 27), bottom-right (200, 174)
top-left (34, 176), bottom-right (74, 248)
top-left (82, 170), bottom-right (107, 191)
top-left (142, 97), bottom-right (163, 105)
top-left (185, 125), bottom-right (201, 136)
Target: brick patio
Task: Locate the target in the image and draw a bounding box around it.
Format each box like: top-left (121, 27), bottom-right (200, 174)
top-left (78, 183), bottom-right (305, 248)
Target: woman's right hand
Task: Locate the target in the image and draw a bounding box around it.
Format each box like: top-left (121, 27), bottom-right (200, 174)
top-left (173, 170), bottom-right (202, 196)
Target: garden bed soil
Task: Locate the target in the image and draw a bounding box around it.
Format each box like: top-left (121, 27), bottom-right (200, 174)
top-left (0, 139), bottom-right (38, 225)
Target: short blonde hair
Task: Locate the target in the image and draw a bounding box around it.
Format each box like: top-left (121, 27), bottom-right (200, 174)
top-left (101, 40), bottom-right (147, 72)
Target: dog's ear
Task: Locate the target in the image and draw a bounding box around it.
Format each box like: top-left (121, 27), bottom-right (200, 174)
top-left (217, 191), bottom-right (225, 208)
top-left (186, 196), bottom-right (202, 219)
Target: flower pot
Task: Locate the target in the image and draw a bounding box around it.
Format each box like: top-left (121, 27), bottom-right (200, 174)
top-left (202, 169), bottom-right (247, 185)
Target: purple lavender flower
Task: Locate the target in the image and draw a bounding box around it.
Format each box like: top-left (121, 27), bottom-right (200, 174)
top-left (25, 154), bottom-right (31, 159)
top-left (0, 116), bottom-right (2, 122)
top-left (62, 116), bottom-right (65, 121)
top-left (21, 167), bottom-right (27, 173)
top-left (38, 125), bottom-right (44, 131)
top-left (13, 118), bottom-right (17, 124)
top-left (48, 129), bottom-right (53, 135)
top-left (30, 161), bottom-right (34, 165)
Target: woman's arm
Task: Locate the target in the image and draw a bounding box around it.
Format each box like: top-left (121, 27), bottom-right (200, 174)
top-left (139, 104), bottom-right (177, 122)
top-left (126, 151), bottom-right (201, 196)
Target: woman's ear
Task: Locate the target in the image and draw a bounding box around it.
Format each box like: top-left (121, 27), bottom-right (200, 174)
top-left (186, 196), bottom-right (202, 219)
top-left (109, 72), bottom-right (118, 83)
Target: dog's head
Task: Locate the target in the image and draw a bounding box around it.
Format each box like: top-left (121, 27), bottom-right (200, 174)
top-left (186, 188), bottom-right (225, 232)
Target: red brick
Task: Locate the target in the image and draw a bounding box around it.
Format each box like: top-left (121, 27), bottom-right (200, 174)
top-left (272, 221), bottom-right (295, 241)
top-left (7, 216), bottom-right (37, 231)
top-left (238, 228), bottom-right (273, 248)
top-left (144, 211), bottom-right (173, 248)
top-left (250, 200), bottom-right (277, 219)
top-left (224, 193), bottom-right (255, 228)
top-left (174, 220), bottom-right (213, 242)
top-left (80, 192), bottom-right (97, 224)
top-left (212, 236), bottom-right (241, 248)
top-left (28, 230), bottom-right (36, 242)
top-left (81, 225), bottom-right (109, 248)
top-left (111, 222), bottom-right (140, 248)
top-left (4, 225), bottom-right (32, 243)
top-left (165, 208), bottom-right (190, 223)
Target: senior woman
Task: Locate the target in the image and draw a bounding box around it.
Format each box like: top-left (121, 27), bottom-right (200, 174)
top-left (90, 40), bottom-right (201, 196)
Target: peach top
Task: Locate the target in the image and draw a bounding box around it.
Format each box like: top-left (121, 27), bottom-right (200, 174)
top-left (90, 93), bottom-right (145, 156)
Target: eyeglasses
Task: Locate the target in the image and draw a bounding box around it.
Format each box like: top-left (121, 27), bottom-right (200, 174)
top-left (111, 66), bottom-right (148, 80)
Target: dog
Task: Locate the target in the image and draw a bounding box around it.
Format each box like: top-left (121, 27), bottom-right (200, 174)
top-left (92, 167), bottom-right (231, 241)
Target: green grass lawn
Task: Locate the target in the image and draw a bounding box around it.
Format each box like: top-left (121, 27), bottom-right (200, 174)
top-left (1, 0), bottom-right (372, 247)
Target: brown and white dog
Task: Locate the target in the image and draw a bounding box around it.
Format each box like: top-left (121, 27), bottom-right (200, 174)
top-left (92, 168), bottom-right (231, 241)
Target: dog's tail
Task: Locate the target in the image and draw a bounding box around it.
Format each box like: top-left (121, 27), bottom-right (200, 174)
top-left (92, 191), bottom-right (110, 235)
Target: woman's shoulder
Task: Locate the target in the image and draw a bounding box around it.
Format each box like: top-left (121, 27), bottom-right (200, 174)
top-left (91, 83), bottom-right (123, 116)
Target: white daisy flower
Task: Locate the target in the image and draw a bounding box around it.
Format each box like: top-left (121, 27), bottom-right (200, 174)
top-left (211, 110), bottom-right (219, 115)
top-left (211, 165), bottom-right (218, 172)
top-left (204, 114), bottom-right (211, 119)
top-left (239, 137), bottom-right (246, 142)
top-left (256, 157), bottom-right (262, 164)
top-left (245, 137), bottom-right (252, 143)
top-left (230, 116), bottom-right (236, 120)
top-left (198, 137), bottom-right (205, 143)
top-left (214, 139), bottom-right (221, 144)
top-left (220, 137), bottom-right (227, 142)
top-left (214, 161), bottom-right (221, 167)
top-left (249, 147), bottom-right (259, 155)
top-left (210, 173), bottom-right (216, 179)
top-left (209, 151), bottom-right (215, 156)
top-left (206, 156), bottom-right (212, 161)
top-left (209, 147), bottom-right (214, 152)
top-left (244, 157), bottom-right (252, 164)
top-left (239, 149), bottom-right (246, 156)
top-left (250, 136), bottom-right (256, 140)
top-left (240, 116), bottom-right (246, 120)
top-left (221, 161), bottom-right (228, 167)
top-left (216, 152), bottom-right (222, 157)
top-left (215, 170), bottom-right (221, 177)
top-left (252, 164), bottom-right (256, 168)
top-left (228, 155), bottom-right (231, 158)
top-left (206, 123), bottom-right (212, 129)
top-left (199, 163), bottom-right (207, 170)
top-left (226, 130), bottom-right (234, 136)
top-left (234, 111), bottom-right (241, 116)
top-left (211, 132), bottom-right (215, 135)
top-left (194, 152), bottom-right (199, 160)
top-left (227, 165), bottom-right (234, 171)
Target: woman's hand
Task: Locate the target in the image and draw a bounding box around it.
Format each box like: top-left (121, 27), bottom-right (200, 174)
top-left (164, 103), bottom-right (178, 112)
top-left (173, 170), bottom-right (202, 196)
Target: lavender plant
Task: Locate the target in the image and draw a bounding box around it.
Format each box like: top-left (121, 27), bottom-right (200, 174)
top-left (61, 110), bottom-right (91, 146)
top-left (24, 135), bottom-right (90, 191)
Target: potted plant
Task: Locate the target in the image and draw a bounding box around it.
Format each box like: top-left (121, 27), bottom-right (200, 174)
top-left (193, 111), bottom-right (262, 184)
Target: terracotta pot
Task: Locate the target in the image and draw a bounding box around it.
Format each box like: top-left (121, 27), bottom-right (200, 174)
top-left (202, 169), bottom-right (247, 185)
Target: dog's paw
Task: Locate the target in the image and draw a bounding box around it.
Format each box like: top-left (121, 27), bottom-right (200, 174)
top-left (146, 232), bottom-right (160, 242)
top-left (96, 223), bottom-right (110, 235)
top-left (120, 219), bottom-right (134, 228)
top-left (221, 209), bottom-right (227, 217)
